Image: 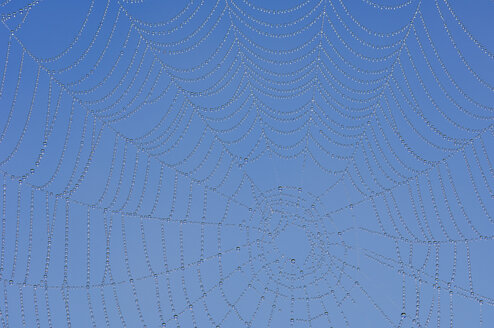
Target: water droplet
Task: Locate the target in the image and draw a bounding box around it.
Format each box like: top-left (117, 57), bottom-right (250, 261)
top-left (290, 258), bottom-right (296, 264)
top-left (401, 312), bottom-right (406, 318)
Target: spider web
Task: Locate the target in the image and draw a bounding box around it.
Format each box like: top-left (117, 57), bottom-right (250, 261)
top-left (0, 0), bottom-right (493, 327)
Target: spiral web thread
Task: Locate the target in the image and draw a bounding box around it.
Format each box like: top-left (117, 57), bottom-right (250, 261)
top-left (0, 0), bottom-right (493, 327)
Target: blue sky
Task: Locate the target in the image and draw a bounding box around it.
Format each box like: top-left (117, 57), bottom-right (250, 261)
top-left (0, 0), bottom-right (493, 327)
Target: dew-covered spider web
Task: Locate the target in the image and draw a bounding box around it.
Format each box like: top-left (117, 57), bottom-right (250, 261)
top-left (0, 0), bottom-right (493, 327)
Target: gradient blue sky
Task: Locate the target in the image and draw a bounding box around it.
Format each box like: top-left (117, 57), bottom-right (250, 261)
top-left (0, 0), bottom-right (493, 327)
